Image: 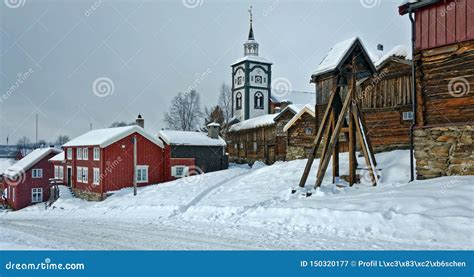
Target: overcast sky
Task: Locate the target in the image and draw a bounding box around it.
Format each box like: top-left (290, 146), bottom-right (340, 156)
top-left (0, 0), bottom-right (410, 144)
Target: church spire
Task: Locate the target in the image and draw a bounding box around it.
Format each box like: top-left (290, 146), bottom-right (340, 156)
top-left (248, 5), bottom-right (254, 40)
top-left (244, 5), bottom-right (259, 56)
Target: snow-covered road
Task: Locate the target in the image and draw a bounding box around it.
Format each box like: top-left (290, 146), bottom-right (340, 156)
top-left (1, 150), bottom-right (473, 250)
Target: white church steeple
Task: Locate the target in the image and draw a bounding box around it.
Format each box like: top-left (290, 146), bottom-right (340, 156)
top-left (244, 6), bottom-right (259, 56)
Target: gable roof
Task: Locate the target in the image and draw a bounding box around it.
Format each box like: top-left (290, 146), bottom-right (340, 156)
top-left (157, 130), bottom-right (226, 146)
top-left (283, 104), bottom-right (316, 132)
top-left (374, 45), bottom-right (410, 68)
top-left (63, 125), bottom-right (164, 148)
top-left (274, 104), bottom-right (306, 121)
top-left (4, 147), bottom-right (61, 178)
top-left (312, 37), bottom-right (376, 78)
top-left (229, 113), bottom-right (278, 132)
top-left (49, 151), bottom-right (65, 162)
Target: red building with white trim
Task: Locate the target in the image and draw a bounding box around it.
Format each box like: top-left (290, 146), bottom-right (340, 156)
top-left (59, 125), bottom-right (170, 200)
top-left (1, 147), bottom-right (61, 210)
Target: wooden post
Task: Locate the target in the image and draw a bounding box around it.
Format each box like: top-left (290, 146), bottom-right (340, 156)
top-left (133, 135), bottom-right (137, 196)
top-left (332, 102), bottom-right (339, 183)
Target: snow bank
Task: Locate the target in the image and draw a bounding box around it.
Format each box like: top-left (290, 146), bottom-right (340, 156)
top-left (2, 150), bottom-right (473, 250)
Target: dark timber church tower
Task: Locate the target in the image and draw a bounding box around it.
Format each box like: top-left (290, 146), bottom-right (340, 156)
top-left (231, 6), bottom-right (272, 121)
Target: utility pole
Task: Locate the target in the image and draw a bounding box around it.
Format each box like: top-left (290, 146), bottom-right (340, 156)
top-left (35, 113), bottom-right (38, 146)
top-left (133, 135), bottom-right (137, 196)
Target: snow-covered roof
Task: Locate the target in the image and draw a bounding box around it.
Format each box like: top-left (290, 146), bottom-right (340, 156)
top-left (283, 104), bottom-right (316, 132)
top-left (232, 55), bottom-right (272, 66)
top-left (374, 45), bottom-right (410, 68)
top-left (4, 147), bottom-right (61, 178)
top-left (49, 151), bottom-right (65, 162)
top-left (63, 125), bottom-right (164, 148)
top-left (271, 91), bottom-right (316, 105)
top-left (274, 104), bottom-right (307, 121)
top-left (229, 113), bottom-right (278, 132)
top-left (313, 37), bottom-right (375, 77)
top-left (207, 122), bottom-right (220, 127)
top-left (158, 130), bottom-right (226, 146)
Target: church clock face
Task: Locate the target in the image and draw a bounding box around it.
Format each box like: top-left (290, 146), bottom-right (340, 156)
top-left (255, 75), bottom-right (262, 84)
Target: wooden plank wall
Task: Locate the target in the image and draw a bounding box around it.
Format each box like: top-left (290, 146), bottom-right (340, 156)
top-left (416, 40), bottom-right (474, 125)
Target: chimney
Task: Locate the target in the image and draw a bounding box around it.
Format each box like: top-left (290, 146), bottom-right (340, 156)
top-left (136, 114), bottom-right (144, 128)
top-left (207, 122), bottom-right (220, 139)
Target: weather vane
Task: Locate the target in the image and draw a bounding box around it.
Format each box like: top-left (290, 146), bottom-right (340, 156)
top-left (248, 5), bottom-right (253, 24)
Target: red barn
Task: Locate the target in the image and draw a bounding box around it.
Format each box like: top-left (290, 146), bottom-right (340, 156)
top-left (61, 125), bottom-right (170, 200)
top-left (1, 147), bottom-right (61, 210)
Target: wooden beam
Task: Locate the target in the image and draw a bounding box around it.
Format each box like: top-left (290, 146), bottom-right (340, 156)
top-left (297, 79), bottom-right (339, 188)
top-left (314, 86), bottom-right (354, 188)
top-left (352, 104), bottom-right (377, 186)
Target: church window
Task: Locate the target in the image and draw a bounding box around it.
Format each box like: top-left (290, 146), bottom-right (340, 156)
top-left (237, 76), bottom-right (243, 85)
top-left (254, 91), bottom-right (264, 109)
top-left (236, 92), bottom-right (242, 110)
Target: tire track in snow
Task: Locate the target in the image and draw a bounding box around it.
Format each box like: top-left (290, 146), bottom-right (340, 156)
top-left (169, 170), bottom-right (252, 217)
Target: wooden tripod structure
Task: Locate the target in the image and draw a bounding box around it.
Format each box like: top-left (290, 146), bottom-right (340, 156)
top-left (296, 56), bottom-right (378, 192)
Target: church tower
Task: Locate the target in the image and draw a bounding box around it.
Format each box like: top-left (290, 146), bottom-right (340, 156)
top-left (231, 6), bottom-right (272, 121)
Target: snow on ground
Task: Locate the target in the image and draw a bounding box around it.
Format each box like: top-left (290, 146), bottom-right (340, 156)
top-left (0, 150), bottom-right (472, 250)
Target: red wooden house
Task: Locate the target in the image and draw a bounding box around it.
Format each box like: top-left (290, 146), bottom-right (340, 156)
top-left (60, 125), bottom-right (170, 200)
top-left (399, 0), bottom-right (474, 179)
top-left (1, 147), bottom-right (61, 210)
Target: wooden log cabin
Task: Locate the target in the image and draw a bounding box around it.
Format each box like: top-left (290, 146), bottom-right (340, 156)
top-left (227, 104), bottom-right (305, 164)
top-left (399, 0), bottom-right (474, 179)
top-left (310, 37), bottom-right (414, 155)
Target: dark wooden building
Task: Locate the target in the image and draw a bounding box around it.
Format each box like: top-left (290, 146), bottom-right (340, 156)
top-left (283, 105), bottom-right (317, 160)
top-left (158, 124), bottom-right (228, 179)
top-left (399, 0), bottom-right (474, 179)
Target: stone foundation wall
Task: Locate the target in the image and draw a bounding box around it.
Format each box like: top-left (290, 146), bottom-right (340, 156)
top-left (72, 188), bottom-right (104, 201)
top-left (414, 125), bottom-right (473, 179)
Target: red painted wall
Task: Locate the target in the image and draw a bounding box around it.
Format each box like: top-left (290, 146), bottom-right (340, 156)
top-left (2, 152), bottom-right (56, 210)
top-left (63, 132), bottom-right (171, 197)
top-left (416, 0), bottom-right (474, 50)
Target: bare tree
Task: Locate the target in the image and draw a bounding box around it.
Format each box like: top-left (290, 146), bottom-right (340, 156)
top-left (55, 135), bottom-right (70, 145)
top-left (109, 121), bottom-right (134, 128)
top-left (204, 105), bottom-right (225, 126)
top-left (218, 83), bottom-right (232, 123)
top-left (16, 136), bottom-right (31, 158)
top-left (164, 90), bottom-right (203, 131)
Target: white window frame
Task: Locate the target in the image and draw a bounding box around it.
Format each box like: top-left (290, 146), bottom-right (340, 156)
top-left (77, 148), bottom-right (82, 160)
top-left (93, 168), bottom-right (100, 185)
top-left (54, 166), bottom-right (58, 179)
top-left (171, 165), bottom-right (188, 178)
top-left (32, 169), bottom-right (43, 178)
top-left (93, 147), bottom-right (100, 161)
top-left (82, 148), bottom-right (88, 160)
top-left (403, 111), bottom-right (414, 121)
top-left (77, 167), bottom-right (82, 182)
top-left (12, 187), bottom-right (15, 202)
top-left (31, 188), bottom-right (43, 203)
top-left (82, 167), bottom-right (88, 183)
top-left (59, 166), bottom-right (64, 180)
top-left (67, 148), bottom-right (72, 160)
top-left (136, 165), bottom-right (149, 183)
